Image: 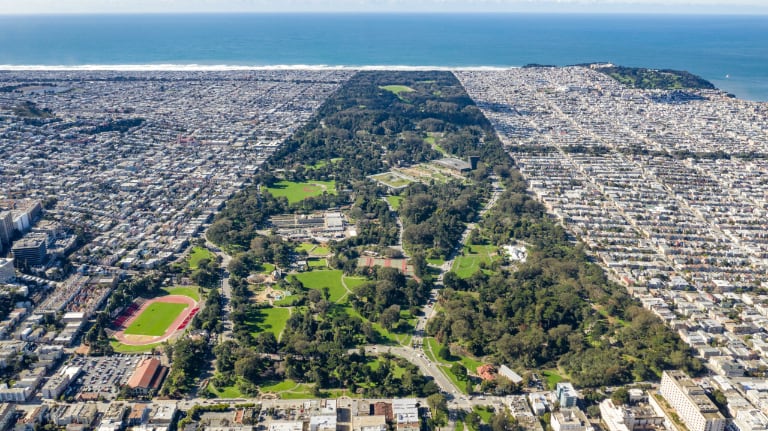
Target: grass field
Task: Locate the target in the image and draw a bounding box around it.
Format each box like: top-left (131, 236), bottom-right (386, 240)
top-left (249, 307), bottom-right (290, 339)
top-left (296, 242), bottom-right (315, 253)
top-left (110, 341), bottom-right (161, 353)
top-left (124, 302), bottom-right (188, 336)
top-left (164, 286), bottom-right (200, 302)
top-left (188, 246), bottom-right (214, 270)
top-left (452, 245), bottom-right (498, 278)
top-left (292, 270), bottom-right (347, 302)
top-left (386, 195), bottom-right (403, 210)
top-left (542, 369), bottom-right (564, 389)
top-left (427, 258), bottom-right (445, 266)
top-left (260, 379), bottom-right (317, 399)
top-left (473, 406), bottom-right (494, 423)
top-left (423, 337), bottom-right (485, 394)
top-left (207, 381), bottom-right (245, 398)
top-left (343, 276), bottom-right (367, 289)
top-left (312, 246), bottom-right (331, 255)
top-left (380, 85), bottom-right (416, 99)
top-left (297, 243), bottom-right (331, 256)
top-left (308, 258), bottom-right (327, 268)
top-left (266, 180), bottom-right (336, 204)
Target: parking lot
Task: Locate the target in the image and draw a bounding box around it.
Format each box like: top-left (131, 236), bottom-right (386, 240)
top-left (68, 354), bottom-right (143, 400)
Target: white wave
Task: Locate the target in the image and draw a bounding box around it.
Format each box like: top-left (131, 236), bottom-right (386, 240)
top-left (0, 63), bottom-right (519, 72)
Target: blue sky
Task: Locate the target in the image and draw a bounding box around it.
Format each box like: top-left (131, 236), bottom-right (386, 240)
top-left (0, 0), bottom-right (765, 14)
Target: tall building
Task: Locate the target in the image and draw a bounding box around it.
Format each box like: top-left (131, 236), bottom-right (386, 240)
top-left (659, 370), bottom-right (726, 431)
top-left (0, 258), bottom-right (14, 283)
top-left (557, 382), bottom-right (579, 407)
top-left (11, 234), bottom-right (47, 267)
top-left (0, 210), bottom-right (12, 248)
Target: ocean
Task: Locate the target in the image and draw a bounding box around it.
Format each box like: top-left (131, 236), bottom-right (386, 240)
top-left (0, 13), bottom-right (766, 101)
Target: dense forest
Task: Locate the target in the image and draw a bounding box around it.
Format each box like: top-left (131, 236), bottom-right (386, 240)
top-left (208, 71), bottom-right (511, 255)
top-left (593, 65), bottom-right (716, 90)
top-left (430, 168), bottom-right (702, 387)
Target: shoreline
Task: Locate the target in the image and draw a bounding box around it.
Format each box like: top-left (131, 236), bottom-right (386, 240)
top-left (0, 64), bottom-right (522, 72)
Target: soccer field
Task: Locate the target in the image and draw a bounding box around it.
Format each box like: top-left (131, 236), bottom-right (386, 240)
top-left (123, 302), bottom-right (188, 336)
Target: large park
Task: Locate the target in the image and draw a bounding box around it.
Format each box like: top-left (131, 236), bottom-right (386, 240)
top-left (82, 71), bottom-right (700, 410)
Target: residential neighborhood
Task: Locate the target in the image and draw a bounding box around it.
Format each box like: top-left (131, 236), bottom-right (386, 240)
top-left (1, 67), bottom-right (768, 431)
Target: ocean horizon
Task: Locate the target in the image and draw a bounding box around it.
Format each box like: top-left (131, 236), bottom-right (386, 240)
top-left (0, 13), bottom-right (766, 101)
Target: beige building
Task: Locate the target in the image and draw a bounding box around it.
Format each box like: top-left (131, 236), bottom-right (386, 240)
top-left (659, 371), bottom-right (726, 431)
top-left (551, 409), bottom-right (592, 431)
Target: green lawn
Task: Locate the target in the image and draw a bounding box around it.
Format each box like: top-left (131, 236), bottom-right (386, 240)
top-left (272, 295), bottom-right (300, 307)
top-left (188, 246), bottom-right (214, 270)
top-left (312, 246), bottom-right (331, 255)
top-left (207, 381), bottom-right (245, 398)
top-left (266, 180), bottom-right (337, 204)
top-left (260, 379), bottom-right (317, 399)
top-left (124, 302), bottom-right (188, 336)
top-left (452, 245), bottom-right (498, 278)
top-left (261, 379), bottom-right (300, 392)
top-left (308, 258), bottom-right (328, 268)
top-left (386, 195), bottom-right (403, 210)
top-left (298, 243), bottom-right (331, 256)
top-left (473, 406), bottom-right (494, 423)
top-left (296, 242), bottom-right (315, 253)
top-left (380, 85), bottom-right (415, 97)
top-left (261, 263), bottom-right (276, 274)
top-left (542, 370), bottom-right (564, 389)
top-left (292, 270), bottom-right (347, 302)
top-left (249, 307), bottom-right (291, 339)
top-left (164, 286), bottom-right (201, 302)
top-left (110, 341), bottom-right (161, 353)
top-left (423, 337), bottom-right (482, 394)
top-left (343, 276), bottom-right (367, 289)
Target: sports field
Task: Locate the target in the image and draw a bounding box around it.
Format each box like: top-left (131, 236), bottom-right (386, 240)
top-left (124, 302), bottom-right (188, 336)
top-left (266, 180), bottom-right (336, 204)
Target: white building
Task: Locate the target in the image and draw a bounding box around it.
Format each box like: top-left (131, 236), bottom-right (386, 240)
top-left (309, 416), bottom-right (336, 431)
top-left (599, 398), bottom-right (665, 431)
top-left (268, 421), bottom-right (303, 431)
top-left (659, 371), bottom-right (726, 431)
top-left (551, 409), bottom-right (592, 431)
top-left (499, 365), bottom-right (524, 385)
top-left (733, 410), bottom-right (768, 431)
top-left (0, 258), bottom-right (14, 283)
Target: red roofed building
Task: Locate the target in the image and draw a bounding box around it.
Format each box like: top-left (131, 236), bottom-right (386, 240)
top-left (476, 364), bottom-right (497, 381)
top-left (126, 357), bottom-right (168, 395)
top-left (372, 402), bottom-right (393, 422)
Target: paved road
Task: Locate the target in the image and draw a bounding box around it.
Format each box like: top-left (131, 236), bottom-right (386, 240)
top-left (205, 238), bottom-right (234, 342)
top-left (360, 177), bottom-right (506, 413)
